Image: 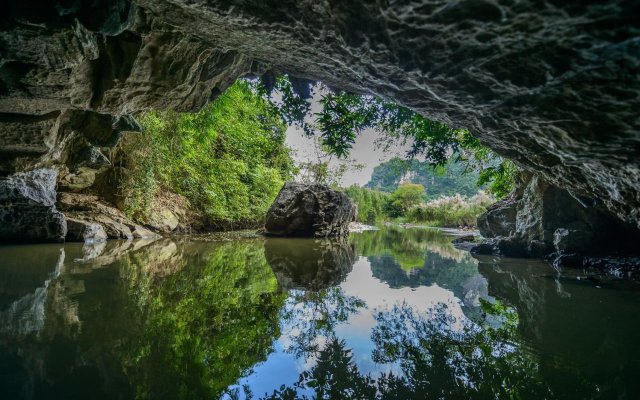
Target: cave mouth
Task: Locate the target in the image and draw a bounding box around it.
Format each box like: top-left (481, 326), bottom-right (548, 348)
top-left (0, 0), bottom-right (639, 268)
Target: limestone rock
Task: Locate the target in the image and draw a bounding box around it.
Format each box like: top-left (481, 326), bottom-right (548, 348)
top-left (147, 209), bottom-right (180, 233)
top-left (131, 225), bottom-right (158, 239)
top-left (0, 0), bottom-right (639, 244)
top-left (65, 218), bottom-right (107, 244)
top-left (473, 173), bottom-right (640, 259)
top-left (477, 196), bottom-right (517, 239)
top-left (265, 183), bottom-right (356, 238)
top-left (0, 169), bottom-right (66, 242)
top-left (57, 192), bottom-right (134, 240)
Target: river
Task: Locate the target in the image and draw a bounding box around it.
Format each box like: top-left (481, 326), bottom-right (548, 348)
top-left (1, 226), bottom-right (639, 399)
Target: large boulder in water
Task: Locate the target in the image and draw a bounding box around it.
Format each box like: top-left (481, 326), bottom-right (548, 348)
top-left (265, 183), bottom-right (356, 237)
top-left (0, 169), bottom-right (67, 243)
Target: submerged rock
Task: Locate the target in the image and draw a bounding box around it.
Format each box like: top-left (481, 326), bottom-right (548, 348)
top-left (265, 183), bottom-right (356, 238)
top-left (0, 169), bottom-right (66, 243)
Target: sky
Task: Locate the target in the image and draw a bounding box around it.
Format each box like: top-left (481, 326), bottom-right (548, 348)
top-left (281, 87), bottom-right (411, 187)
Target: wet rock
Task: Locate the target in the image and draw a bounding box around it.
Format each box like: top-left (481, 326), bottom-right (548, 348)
top-left (264, 237), bottom-right (356, 291)
top-left (265, 183), bottom-right (356, 238)
top-left (582, 256), bottom-right (640, 279)
top-left (0, 169), bottom-right (66, 242)
top-left (65, 218), bottom-right (107, 244)
top-left (475, 173), bottom-right (640, 260)
top-left (470, 240), bottom-right (499, 256)
top-left (452, 235), bottom-right (476, 244)
top-left (477, 196), bottom-right (518, 239)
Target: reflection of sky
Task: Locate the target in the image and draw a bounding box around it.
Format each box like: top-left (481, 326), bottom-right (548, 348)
top-left (225, 256), bottom-right (475, 399)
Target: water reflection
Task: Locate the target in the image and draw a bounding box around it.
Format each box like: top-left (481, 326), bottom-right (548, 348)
top-left (0, 228), bottom-right (639, 399)
top-left (476, 254), bottom-right (640, 399)
top-left (351, 227), bottom-right (488, 309)
top-left (265, 302), bottom-right (548, 400)
top-left (265, 238), bottom-right (356, 291)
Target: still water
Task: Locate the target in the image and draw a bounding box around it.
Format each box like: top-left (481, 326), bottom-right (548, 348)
top-left (1, 227), bottom-right (639, 399)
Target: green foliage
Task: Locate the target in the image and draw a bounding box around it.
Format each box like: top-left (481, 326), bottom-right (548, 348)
top-left (344, 185), bottom-right (491, 228)
top-left (407, 193), bottom-right (494, 227)
top-left (258, 75), bottom-right (517, 197)
top-left (122, 239), bottom-right (287, 399)
top-left (121, 80), bottom-right (295, 227)
top-left (476, 159), bottom-right (518, 198)
top-left (456, 131), bottom-right (517, 198)
top-left (343, 186), bottom-right (390, 224)
top-left (367, 156), bottom-right (482, 199)
top-left (386, 183), bottom-right (425, 217)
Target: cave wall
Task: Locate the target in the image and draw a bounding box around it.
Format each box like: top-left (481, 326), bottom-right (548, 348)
top-left (0, 0), bottom-right (638, 241)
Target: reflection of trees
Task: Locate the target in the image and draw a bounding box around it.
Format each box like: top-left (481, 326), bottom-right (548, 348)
top-left (120, 239), bottom-right (287, 399)
top-left (350, 226), bottom-right (469, 266)
top-left (0, 239), bottom-right (288, 400)
top-left (264, 301), bottom-right (550, 400)
top-left (264, 338), bottom-right (377, 400)
top-left (264, 238), bottom-right (356, 291)
top-left (279, 288), bottom-right (365, 358)
top-left (355, 227), bottom-right (487, 309)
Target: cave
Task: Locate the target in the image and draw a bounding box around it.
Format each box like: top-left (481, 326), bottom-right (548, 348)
top-left (0, 0), bottom-right (638, 264)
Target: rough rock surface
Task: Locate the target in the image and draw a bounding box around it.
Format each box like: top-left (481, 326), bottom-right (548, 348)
top-left (65, 218), bottom-right (107, 244)
top-left (477, 195), bottom-right (517, 239)
top-left (57, 192), bottom-right (157, 240)
top-left (473, 172), bottom-right (640, 264)
top-left (265, 183), bottom-right (356, 237)
top-left (264, 237), bottom-right (356, 291)
top-left (0, 169), bottom-right (66, 242)
top-left (0, 0), bottom-right (639, 243)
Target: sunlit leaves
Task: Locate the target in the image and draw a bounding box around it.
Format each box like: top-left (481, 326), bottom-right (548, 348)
top-left (124, 80), bottom-right (296, 226)
top-left (255, 75), bottom-right (517, 197)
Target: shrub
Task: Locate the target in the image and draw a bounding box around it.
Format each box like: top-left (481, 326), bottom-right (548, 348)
top-left (119, 80), bottom-right (295, 228)
top-left (407, 192), bottom-right (494, 227)
top-left (343, 186), bottom-right (390, 224)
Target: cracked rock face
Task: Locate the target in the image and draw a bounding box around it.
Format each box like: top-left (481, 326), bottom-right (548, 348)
top-left (0, 169), bottom-right (67, 242)
top-left (472, 172), bottom-right (640, 264)
top-left (0, 0), bottom-right (638, 236)
top-left (265, 183), bottom-right (357, 237)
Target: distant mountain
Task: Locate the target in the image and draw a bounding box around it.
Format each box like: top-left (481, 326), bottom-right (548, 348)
top-left (365, 157), bottom-right (481, 199)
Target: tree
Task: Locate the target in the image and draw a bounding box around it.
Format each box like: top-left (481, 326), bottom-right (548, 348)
top-left (366, 156), bottom-right (482, 198)
top-left (386, 183), bottom-right (425, 217)
top-left (254, 75), bottom-right (517, 198)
